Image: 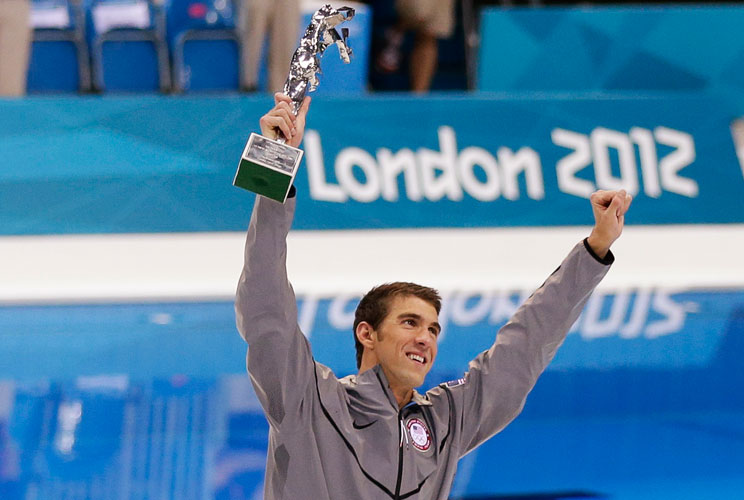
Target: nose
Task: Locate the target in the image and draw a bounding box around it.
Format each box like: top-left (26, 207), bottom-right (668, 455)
top-left (414, 328), bottom-right (433, 348)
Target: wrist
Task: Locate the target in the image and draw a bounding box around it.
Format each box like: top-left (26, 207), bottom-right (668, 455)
top-left (583, 237), bottom-right (615, 265)
top-left (586, 232), bottom-right (610, 259)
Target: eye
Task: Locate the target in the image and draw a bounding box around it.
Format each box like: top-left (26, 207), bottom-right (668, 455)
top-left (403, 318), bottom-right (416, 327)
top-left (429, 327), bottom-right (439, 337)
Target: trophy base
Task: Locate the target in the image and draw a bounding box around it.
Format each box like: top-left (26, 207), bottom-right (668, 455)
top-left (233, 133), bottom-right (304, 203)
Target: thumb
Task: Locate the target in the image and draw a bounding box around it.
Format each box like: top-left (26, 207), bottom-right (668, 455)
top-left (297, 96), bottom-right (311, 121)
top-left (608, 193), bottom-right (624, 216)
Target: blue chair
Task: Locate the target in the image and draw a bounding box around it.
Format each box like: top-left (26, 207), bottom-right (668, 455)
top-left (166, 0), bottom-right (242, 92)
top-left (27, 0), bottom-right (92, 92)
top-left (86, 0), bottom-right (171, 92)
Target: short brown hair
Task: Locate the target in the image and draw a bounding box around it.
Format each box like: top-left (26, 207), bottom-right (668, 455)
top-left (353, 282), bottom-right (442, 369)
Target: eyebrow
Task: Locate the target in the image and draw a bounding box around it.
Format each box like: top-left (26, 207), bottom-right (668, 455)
top-left (397, 313), bottom-right (442, 334)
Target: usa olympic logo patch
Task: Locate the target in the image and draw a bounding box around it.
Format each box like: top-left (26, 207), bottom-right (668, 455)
top-left (406, 418), bottom-right (431, 452)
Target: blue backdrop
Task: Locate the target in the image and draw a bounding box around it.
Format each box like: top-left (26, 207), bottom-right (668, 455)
top-left (0, 93), bottom-right (742, 234)
top-left (2, 289), bottom-right (743, 396)
top-left (478, 6), bottom-right (744, 94)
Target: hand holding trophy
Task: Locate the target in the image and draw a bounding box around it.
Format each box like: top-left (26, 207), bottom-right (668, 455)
top-left (233, 4), bottom-right (355, 202)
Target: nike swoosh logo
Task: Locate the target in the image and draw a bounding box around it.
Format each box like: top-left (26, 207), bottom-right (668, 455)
top-left (352, 419), bottom-right (377, 430)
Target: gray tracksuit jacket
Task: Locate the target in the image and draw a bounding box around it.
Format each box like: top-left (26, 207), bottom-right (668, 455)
top-left (235, 195), bottom-right (613, 500)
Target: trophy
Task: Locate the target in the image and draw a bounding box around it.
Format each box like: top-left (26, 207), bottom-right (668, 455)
top-left (233, 4), bottom-right (355, 202)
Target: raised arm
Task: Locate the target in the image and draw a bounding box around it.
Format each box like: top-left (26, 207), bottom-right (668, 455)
top-left (235, 95), bottom-right (312, 426)
top-left (431, 190), bottom-right (632, 455)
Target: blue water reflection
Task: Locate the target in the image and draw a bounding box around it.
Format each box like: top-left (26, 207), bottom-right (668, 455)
top-left (0, 375), bottom-right (268, 500)
top-left (1, 294), bottom-right (743, 499)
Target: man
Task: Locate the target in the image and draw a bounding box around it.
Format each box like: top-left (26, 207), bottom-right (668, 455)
top-left (236, 94), bottom-right (632, 499)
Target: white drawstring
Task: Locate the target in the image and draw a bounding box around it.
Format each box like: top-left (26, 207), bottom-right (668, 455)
top-left (399, 420), bottom-right (409, 447)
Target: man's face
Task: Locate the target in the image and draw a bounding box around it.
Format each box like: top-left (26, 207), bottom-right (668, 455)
top-left (373, 295), bottom-right (440, 391)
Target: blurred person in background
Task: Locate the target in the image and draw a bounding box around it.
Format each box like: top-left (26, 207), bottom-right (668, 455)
top-left (239, 0), bottom-right (299, 93)
top-left (376, 0), bottom-right (455, 92)
top-left (0, 0), bottom-right (31, 96)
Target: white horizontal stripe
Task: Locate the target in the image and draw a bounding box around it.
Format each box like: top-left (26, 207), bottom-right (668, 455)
top-left (1, 225), bottom-right (742, 304)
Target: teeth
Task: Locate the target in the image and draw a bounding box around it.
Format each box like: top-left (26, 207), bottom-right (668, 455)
top-left (407, 354), bottom-right (425, 364)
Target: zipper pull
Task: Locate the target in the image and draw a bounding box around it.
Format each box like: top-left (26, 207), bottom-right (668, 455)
top-left (399, 419), bottom-right (409, 449)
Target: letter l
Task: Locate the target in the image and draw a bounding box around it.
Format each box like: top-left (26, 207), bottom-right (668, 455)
top-left (305, 130), bottom-right (347, 202)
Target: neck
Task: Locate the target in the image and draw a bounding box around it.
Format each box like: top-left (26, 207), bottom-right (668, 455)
top-left (359, 358), bottom-right (413, 408)
top-left (378, 364), bottom-right (414, 408)
top-left (391, 386), bottom-right (413, 408)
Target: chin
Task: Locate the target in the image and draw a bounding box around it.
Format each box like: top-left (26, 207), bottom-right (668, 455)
top-left (406, 373), bottom-right (427, 388)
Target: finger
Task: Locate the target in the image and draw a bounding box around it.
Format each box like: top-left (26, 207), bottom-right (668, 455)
top-left (274, 92), bottom-right (291, 106)
top-left (296, 96), bottom-right (311, 121)
top-left (259, 115), bottom-right (277, 138)
top-left (264, 115), bottom-right (293, 139)
top-left (268, 112), bottom-right (294, 137)
top-left (621, 193), bottom-right (633, 216)
top-left (616, 193), bottom-right (632, 217)
top-left (591, 190), bottom-right (615, 208)
top-left (609, 193), bottom-right (624, 216)
top-left (604, 189), bottom-right (628, 210)
top-left (293, 97), bottom-right (310, 129)
top-left (275, 99), bottom-right (295, 115)
top-left (271, 106), bottom-right (295, 127)
top-left (292, 98), bottom-right (311, 138)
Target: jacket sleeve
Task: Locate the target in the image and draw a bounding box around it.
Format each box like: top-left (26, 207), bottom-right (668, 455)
top-left (235, 195), bottom-right (316, 428)
top-left (432, 240), bottom-right (613, 457)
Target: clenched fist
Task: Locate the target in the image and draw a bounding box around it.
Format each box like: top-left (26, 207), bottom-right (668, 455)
top-left (259, 93), bottom-right (311, 149)
top-left (586, 190), bottom-right (633, 259)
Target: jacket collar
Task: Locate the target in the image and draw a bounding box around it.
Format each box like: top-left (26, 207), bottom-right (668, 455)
top-left (410, 388), bottom-right (433, 407)
top-left (351, 364), bottom-right (432, 409)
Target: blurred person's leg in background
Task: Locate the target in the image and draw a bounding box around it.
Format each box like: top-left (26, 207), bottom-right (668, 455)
top-left (377, 0), bottom-right (455, 92)
top-left (0, 0), bottom-right (31, 96)
top-left (240, 0), bottom-right (270, 92)
top-left (267, 0), bottom-right (298, 93)
top-left (240, 0), bottom-right (299, 93)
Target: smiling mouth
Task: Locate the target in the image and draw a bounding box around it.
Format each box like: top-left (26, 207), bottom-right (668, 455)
top-left (407, 353), bottom-right (426, 364)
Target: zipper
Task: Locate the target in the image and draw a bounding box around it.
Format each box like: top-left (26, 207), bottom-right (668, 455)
top-left (375, 371), bottom-right (416, 500)
top-left (394, 410), bottom-right (405, 499)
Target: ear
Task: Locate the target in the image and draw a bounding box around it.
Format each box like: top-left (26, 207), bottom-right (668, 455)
top-left (355, 321), bottom-right (376, 350)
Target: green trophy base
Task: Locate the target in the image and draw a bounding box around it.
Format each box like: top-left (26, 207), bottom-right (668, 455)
top-left (233, 133), bottom-right (304, 203)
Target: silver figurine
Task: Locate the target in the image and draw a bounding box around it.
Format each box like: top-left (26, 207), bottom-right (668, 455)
top-left (234, 4), bottom-right (355, 202)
